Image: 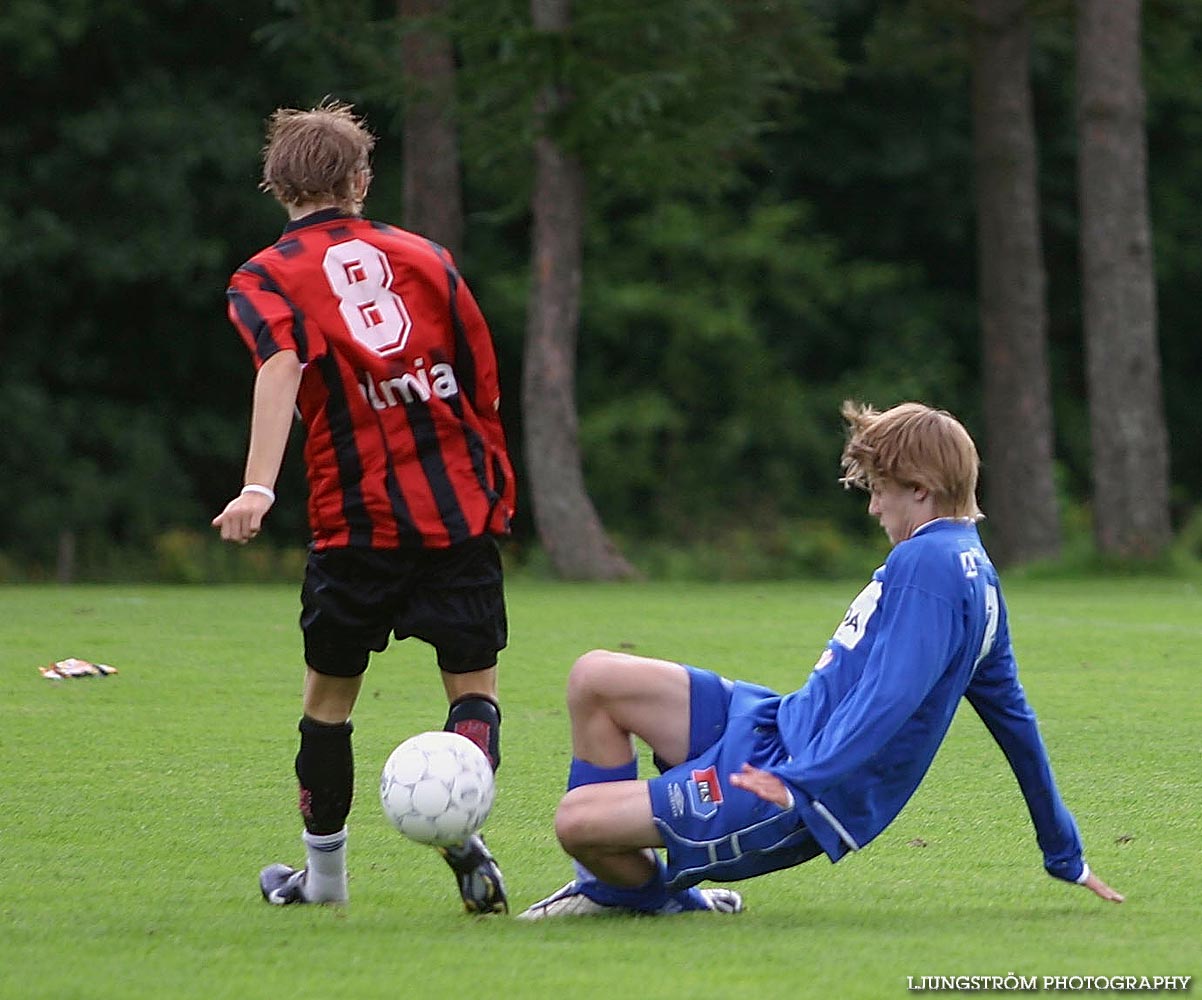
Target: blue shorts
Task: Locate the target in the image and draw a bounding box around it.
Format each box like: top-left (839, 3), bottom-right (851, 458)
top-left (648, 667), bottom-right (822, 891)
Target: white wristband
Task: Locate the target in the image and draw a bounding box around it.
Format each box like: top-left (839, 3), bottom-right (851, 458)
top-left (241, 484), bottom-right (276, 503)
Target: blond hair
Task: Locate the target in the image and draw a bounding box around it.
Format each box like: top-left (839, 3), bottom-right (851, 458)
top-left (260, 99), bottom-right (376, 212)
top-left (840, 400), bottom-right (982, 519)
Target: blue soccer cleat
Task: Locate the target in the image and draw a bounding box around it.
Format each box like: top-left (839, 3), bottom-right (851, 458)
top-left (259, 864), bottom-right (309, 905)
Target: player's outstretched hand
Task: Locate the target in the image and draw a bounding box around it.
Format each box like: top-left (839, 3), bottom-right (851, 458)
top-left (212, 491), bottom-right (273, 544)
top-left (729, 763), bottom-right (794, 809)
top-left (1082, 870), bottom-right (1124, 903)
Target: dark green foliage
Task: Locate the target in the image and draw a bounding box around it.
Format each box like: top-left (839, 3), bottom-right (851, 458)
top-left (449, 0), bottom-right (842, 201)
top-left (576, 196), bottom-right (937, 542)
top-left (0, 0), bottom-right (320, 577)
top-left (0, 0), bottom-right (1198, 579)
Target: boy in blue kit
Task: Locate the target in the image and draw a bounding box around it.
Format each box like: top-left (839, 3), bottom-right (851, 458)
top-left (518, 401), bottom-right (1123, 919)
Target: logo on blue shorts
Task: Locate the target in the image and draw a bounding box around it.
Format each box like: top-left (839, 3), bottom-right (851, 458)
top-left (668, 782), bottom-right (686, 817)
top-left (687, 766), bottom-right (724, 820)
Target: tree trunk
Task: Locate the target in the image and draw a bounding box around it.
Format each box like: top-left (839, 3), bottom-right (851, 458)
top-left (1076, 0), bottom-right (1171, 557)
top-left (524, 0), bottom-right (637, 580)
top-left (398, 0), bottom-right (464, 257)
top-left (970, 0), bottom-right (1061, 567)
top-left (56, 528), bottom-right (76, 584)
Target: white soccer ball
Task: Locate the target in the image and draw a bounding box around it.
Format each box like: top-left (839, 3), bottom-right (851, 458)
top-left (379, 731), bottom-right (495, 847)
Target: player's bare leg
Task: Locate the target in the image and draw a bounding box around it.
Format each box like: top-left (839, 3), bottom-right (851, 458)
top-left (303, 667), bottom-right (363, 723)
top-left (519, 780), bottom-right (742, 919)
top-left (566, 650), bottom-right (694, 763)
top-left (518, 651), bottom-right (743, 919)
top-left (556, 779), bottom-right (662, 887)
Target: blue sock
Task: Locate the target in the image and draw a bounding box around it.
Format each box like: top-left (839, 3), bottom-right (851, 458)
top-left (579, 855), bottom-right (710, 914)
top-left (567, 757), bottom-right (637, 790)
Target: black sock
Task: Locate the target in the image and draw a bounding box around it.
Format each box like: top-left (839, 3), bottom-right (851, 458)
top-left (444, 695), bottom-right (501, 772)
top-left (295, 716), bottom-right (354, 836)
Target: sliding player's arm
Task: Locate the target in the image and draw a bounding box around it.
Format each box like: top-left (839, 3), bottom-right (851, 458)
top-left (966, 621), bottom-right (1123, 903)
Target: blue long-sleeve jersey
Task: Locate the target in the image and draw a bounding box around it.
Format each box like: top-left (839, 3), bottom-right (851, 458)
top-left (772, 518), bottom-right (1086, 882)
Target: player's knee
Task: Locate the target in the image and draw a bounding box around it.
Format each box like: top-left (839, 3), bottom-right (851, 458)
top-left (553, 787), bottom-right (598, 852)
top-left (566, 649), bottom-right (621, 712)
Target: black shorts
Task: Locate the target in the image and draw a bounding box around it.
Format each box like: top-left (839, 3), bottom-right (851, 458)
top-left (299, 535), bottom-right (508, 678)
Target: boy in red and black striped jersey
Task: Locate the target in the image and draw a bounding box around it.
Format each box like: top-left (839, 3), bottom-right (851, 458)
top-left (213, 100), bottom-right (515, 913)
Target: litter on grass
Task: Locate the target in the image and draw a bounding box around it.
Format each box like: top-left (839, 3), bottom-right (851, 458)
top-left (40, 658), bottom-right (118, 679)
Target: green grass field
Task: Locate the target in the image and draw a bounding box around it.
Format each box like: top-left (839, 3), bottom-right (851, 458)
top-left (1, 578), bottom-right (1198, 999)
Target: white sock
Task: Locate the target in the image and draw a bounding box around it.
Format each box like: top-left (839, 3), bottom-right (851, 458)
top-left (302, 827), bottom-right (348, 902)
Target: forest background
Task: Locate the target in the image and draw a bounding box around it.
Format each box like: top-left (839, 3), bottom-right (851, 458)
top-left (2, 0), bottom-right (1199, 583)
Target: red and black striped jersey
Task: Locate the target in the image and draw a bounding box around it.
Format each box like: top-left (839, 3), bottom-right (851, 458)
top-left (226, 209), bottom-right (515, 550)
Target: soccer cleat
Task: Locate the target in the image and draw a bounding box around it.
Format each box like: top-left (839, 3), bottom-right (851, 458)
top-left (515, 881), bottom-right (622, 920)
top-left (259, 863), bottom-right (309, 905)
top-left (438, 834), bottom-right (509, 915)
top-left (697, 887), bottom-right (744, 914)
top-left (516, 880), bottom-right (745, 920)
top-left (258, 863), bottom-right (348, 905)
